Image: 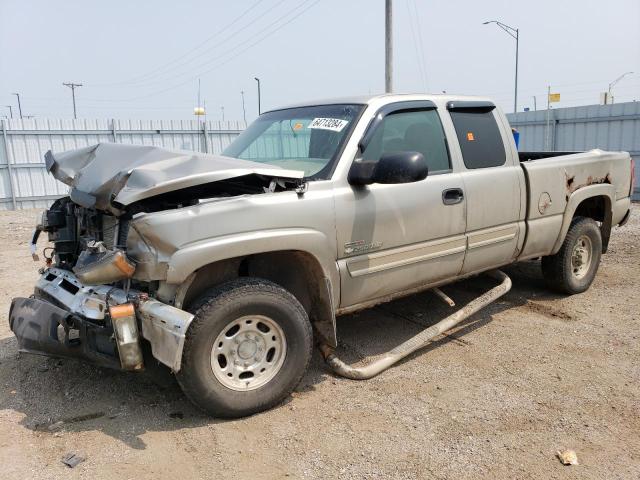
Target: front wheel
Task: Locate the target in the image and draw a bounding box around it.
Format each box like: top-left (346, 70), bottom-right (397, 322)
top-left (177, 278), bottom-right (313, 418)
top-left (541, 216), bottom-right (602, 294)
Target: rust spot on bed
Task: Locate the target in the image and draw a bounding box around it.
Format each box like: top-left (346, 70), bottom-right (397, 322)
top-left (565, 172), bottom-right (611, 196)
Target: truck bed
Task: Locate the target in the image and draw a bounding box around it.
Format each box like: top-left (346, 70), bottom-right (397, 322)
top-left (516, 148), bottom-right (633, 260)
top-left (519, 151), bottom-right (580, 162)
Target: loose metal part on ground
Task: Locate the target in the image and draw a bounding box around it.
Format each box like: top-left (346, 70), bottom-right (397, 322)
top-left (432, 287), bottom-right (456, 307)
top-left (319, 270), bottom-right (512, 380)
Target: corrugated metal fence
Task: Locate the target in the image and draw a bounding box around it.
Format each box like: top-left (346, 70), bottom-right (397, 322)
top-left (1, 103), bottom-right (638, 209)
top-left (0, 118), bottom-right (245, 209)
top-left (507, 101), bottom-right (639, 200)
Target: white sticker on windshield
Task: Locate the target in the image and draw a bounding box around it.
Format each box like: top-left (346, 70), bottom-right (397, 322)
top-left (308, 117), bottom-right (349, 132)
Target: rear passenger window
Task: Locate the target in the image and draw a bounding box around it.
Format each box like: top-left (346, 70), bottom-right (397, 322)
top-left (449, 110), bottom-right (506, 169)
top-left (362, 109), bottom-right (451, 173)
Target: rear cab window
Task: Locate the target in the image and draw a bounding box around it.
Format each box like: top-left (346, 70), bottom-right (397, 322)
top-left (447, 101), bottom-right (506, 169)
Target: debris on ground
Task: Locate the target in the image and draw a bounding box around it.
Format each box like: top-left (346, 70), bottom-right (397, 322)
top-left (61, 452), bottom-right (86, 468)
top-left (556, 449), bottom-right (579, 465)
top-left (47, 421), bottom-right (64, 432)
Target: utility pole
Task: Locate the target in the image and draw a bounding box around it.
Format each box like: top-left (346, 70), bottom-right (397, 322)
top-left (5, 105), bottom-right (12, 119)
top-left (385, 0), bottom-right (393, 93)
top-left (240, 91), bottom-right (247, 124)
top-left (532, 96), bottom-right (537, 111)
top-left (254, 77), bottom-right (261, 115)
top-left (62, 82), bottom-right (82, 119)
top-left (12, 93), bottom-right (22, 119)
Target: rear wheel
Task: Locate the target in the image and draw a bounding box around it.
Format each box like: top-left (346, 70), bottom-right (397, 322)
top-left (541, 216), bottom-right (602, 294)
top-left (177, 278), bottom-right (313, 418)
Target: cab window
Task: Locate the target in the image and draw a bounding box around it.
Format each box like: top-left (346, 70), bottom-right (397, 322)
top-left (362, 109), bottom-right (451, 173)
top-left (449, 110), bottom-right (506, 169)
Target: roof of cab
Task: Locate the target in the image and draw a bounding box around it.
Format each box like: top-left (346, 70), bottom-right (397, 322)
top-left (265, 93), bottom-right (495, 112)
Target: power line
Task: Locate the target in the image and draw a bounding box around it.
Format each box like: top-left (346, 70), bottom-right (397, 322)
top-left (99, 0), bottom-right (314, 91)
top-left (95, 0), bottom-right (321, 103)
top-left (87, 0), bottom-right (269, 87)
top-left (411, 0), bottom-right (429, 90)
top-left (405, 0), bottom-right (427, 91)
top-left (88, 0), bottom-right (290, 89)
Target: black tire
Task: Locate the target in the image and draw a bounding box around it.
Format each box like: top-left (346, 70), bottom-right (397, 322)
top-left (177, 278), bottom-right (313, 418)
top-left (541, 216), bottom-right (602, 294)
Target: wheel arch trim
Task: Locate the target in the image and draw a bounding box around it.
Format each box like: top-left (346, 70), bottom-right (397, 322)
top-left (551, 184), bottom-right (614, 254)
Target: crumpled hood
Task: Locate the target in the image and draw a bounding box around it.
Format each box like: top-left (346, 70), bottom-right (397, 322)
top-left (45, 143), bottom-right (304, 211)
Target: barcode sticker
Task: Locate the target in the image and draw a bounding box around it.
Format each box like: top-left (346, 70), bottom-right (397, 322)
top-left (308, 118), bottom-right (349, 132)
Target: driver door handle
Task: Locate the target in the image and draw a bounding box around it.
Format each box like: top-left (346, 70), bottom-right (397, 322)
top-left (442, 188), bottom-right (464, 205)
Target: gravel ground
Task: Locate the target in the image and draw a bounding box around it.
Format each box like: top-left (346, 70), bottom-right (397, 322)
top-left (0, 205), bottom-right (638, 479)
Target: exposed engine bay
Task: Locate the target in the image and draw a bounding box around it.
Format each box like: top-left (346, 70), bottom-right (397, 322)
top-left (11, 143), bottom-right (306, 373)
top-left (33, 197), bottom-right (131, 275)
top-left (32, 169), bottom-right (303, 285)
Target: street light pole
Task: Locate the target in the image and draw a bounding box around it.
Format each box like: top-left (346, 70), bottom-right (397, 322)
top-left (5, 105), bottom-right (12, 119)
top-left (483, 20), bottom-right (519, 113)
top-left (254, 77), bottom-right (261, 115)
top-left (240, 90), bottom-right (247, 124)
top-left (608, 71), bottom-right (634, 104)
top-left (12, 93), bottom-right (22, 119)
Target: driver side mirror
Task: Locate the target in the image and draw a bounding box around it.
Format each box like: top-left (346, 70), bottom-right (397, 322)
top-left (348, 151), bottom-right (429, 186)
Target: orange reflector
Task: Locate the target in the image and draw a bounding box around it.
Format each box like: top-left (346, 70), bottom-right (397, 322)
top-left (467, 132), bottom-right (475, 141)
top-left (110, 303), bottom-right (135, 319)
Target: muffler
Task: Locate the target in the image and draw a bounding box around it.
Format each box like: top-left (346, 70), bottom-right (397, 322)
top-left (319, 270), bottom-right (512, 380)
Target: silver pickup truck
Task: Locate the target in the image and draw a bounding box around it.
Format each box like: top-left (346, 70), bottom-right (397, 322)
top-left (9, 94), bottom-right (634, 417)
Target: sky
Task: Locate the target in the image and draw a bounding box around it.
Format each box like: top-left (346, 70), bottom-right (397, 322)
top-left (1, 0), bottom-right (639, 121)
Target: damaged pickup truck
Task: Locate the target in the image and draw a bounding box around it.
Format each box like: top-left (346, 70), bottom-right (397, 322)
top-left (9, 95), bottom-right (634, 417)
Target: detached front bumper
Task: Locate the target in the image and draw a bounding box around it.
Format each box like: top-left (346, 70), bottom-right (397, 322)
top-left (9, 296), bottom-right (122, 367)
top-left (9, 268), bottom-right (194, 372)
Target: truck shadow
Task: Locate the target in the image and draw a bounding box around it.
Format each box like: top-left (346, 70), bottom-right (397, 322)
top-left (329, 260), bottom-right (570, 368)
top-left (0, 260), bottom-right (566, 449)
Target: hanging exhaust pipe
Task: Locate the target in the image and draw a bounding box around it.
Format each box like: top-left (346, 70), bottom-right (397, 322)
top-left (319, 270), bottom-right (512, 380)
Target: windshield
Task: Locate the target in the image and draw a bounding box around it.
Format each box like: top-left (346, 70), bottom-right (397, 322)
top-left (223, 104), bottom-right (364, 179)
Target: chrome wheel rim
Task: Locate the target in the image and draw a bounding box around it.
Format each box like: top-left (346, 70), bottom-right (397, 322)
top-left (211, 315), bottom-right (286, 391)
top-left (571, 235), bottom-right (592, 279)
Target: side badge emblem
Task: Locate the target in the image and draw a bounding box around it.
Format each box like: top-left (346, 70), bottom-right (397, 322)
top-left (344, 240), bottom-right (383, 255)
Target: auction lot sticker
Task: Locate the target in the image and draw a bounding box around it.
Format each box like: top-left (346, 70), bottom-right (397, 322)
top-left (308, 118), bottom-right (349, 132)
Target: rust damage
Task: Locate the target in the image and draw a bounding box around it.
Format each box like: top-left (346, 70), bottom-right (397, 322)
top-left (565, 172), bottom-right (611, 200)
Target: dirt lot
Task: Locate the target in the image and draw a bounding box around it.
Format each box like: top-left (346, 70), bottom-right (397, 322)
top-left (0, 206), bottom-right (638, 480)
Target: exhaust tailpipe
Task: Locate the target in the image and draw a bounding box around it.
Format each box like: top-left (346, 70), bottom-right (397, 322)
top-left (319, 270), bottom-right (512, 380)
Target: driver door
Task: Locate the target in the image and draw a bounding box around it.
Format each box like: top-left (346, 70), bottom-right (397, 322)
top-left (334, 102), bottom-right (467, 308)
